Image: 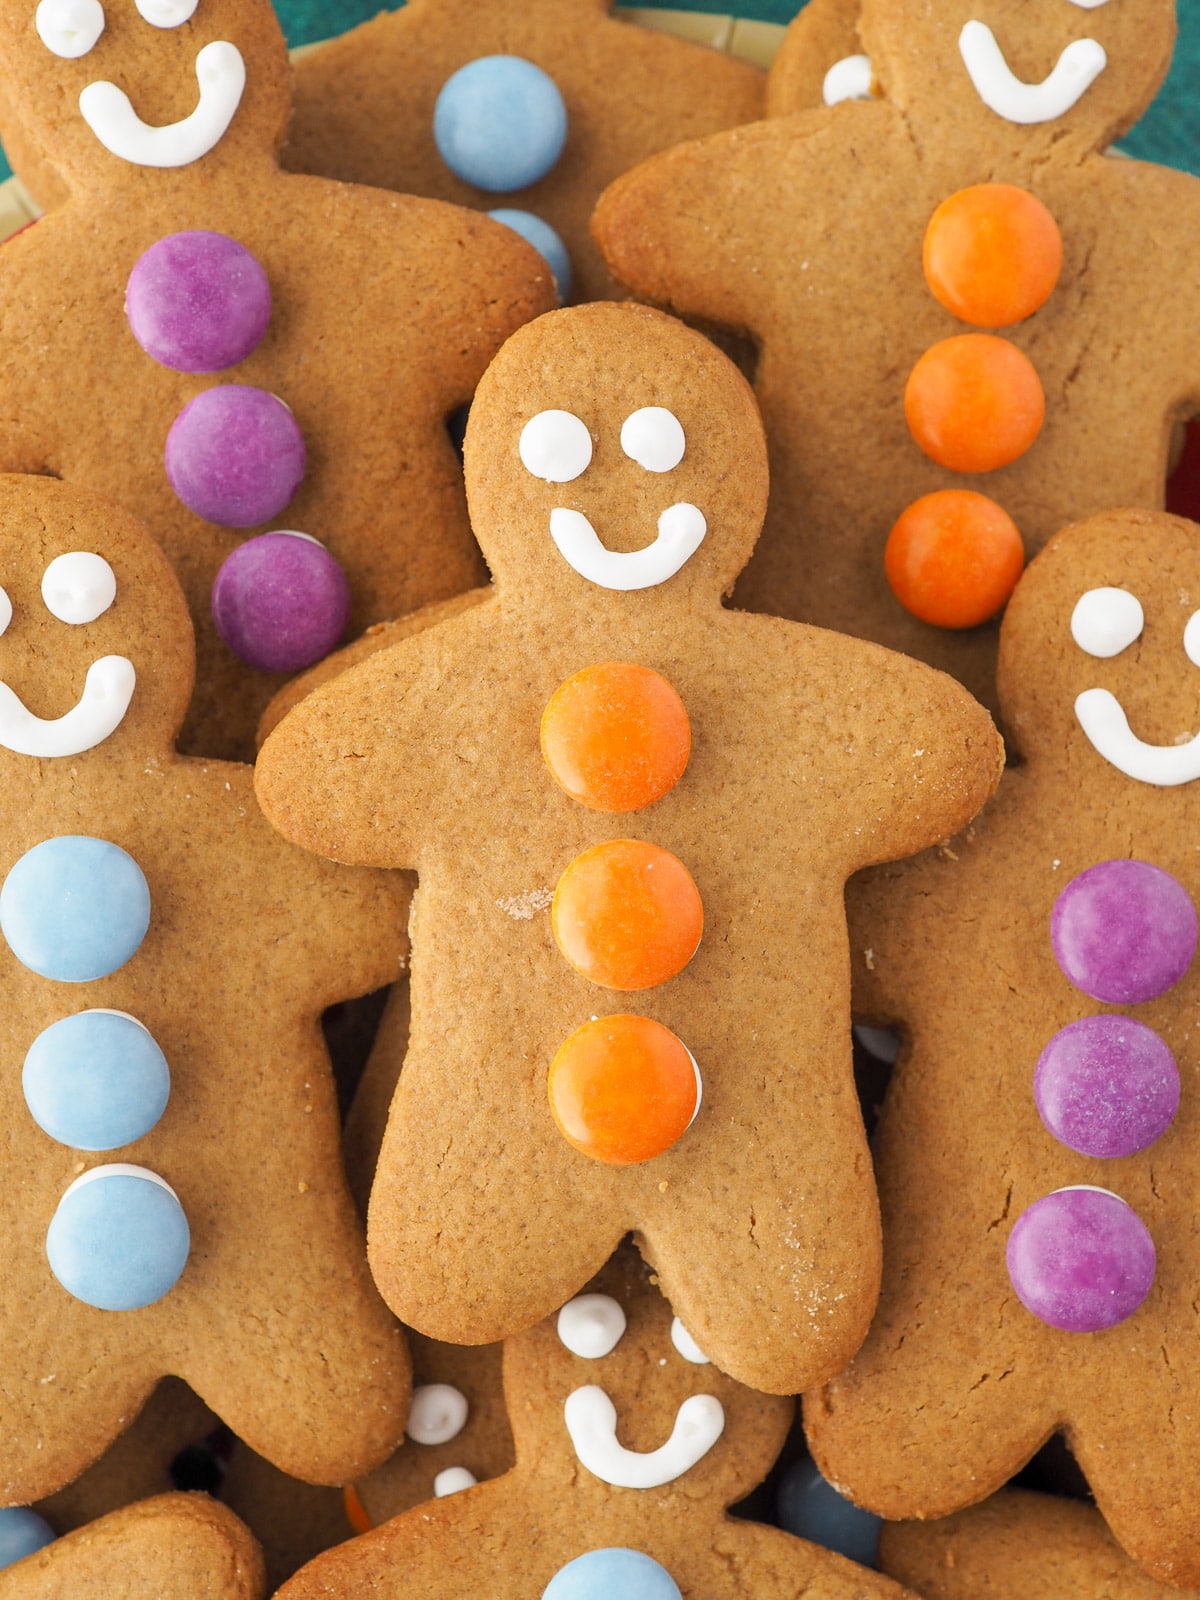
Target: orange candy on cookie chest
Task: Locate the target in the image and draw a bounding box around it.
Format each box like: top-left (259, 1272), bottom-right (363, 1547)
top-left (922, 183), bottom-right (1063, 328)
top-left (548, 1014), bottom-right (701, 1166)
top-left (552, 840), bottom-right (703, 991)
top-left (904, 335), bottom-right (1045, 475)
top-left (540, 661), bottom-right (690, 812)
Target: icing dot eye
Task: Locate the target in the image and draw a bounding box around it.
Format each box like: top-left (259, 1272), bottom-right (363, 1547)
top-left (548, 1014), bottom-right (701, 1166)
top-left (46, 1164), bottom-right (190, 1311)
top-left (822, 53), bottom-right (873, 106)
top-left (1184, 610), bottom-right (1200, 667)
top-left (886, 490), bottom-right (1024, 629)
top-left (35, 0), bottom-right (104, 58)
top-left (135, 0), bottom-right (198, 24)
top-left (1070, 587), bottom-right (1144, 657)
top-left (556, 1293), bottom-right (627, 1358)
top-left (905, 334), bottom-right (1045, 473)
top-left (126, 231), bottom-right (271, 374)
top-left (519, 410), bottom-right (592, 484)
top-left (1051, 858), bottom-right (1197, 1004)
top-left (211, 531), bottom-right (351, 675)
top-left (24, 1010), bottom-right (171, 1151)
top-left (41, 551), bottom-right (117, 625)
top-left (541, 663), bottom-right (691, 813)
top-left (1006, 1187), bottom-right (1155, 1332)
top-left (923, 184), bottom-right (1062, 328)
top-left (0, 586), bottom-right (11, 637)
top-left (405, 1384), bottom-right (469, 1446)
top-left (552, 840), bottom-right (703, 991)
top-left (434, 56), bottom-right (567, 193)
top-left (434, 1467), bottom-right (477, 1496)
top-left (165, 387), bottom-right (306, 528)
top-left (0, 836), bottom-right (151, 982)
top-left (620, 408), bottom-right (686, 474)
top-left (669, 1316), bottom-right (709, 1364)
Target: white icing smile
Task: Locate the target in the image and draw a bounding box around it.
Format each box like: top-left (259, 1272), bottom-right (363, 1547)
top-left (563, 1384), bottom-right (724, 1488)
top-left (78, 38), bottom-right (246, 167)
top-left (0, 656), bottom-right (135, 757)
top-left (549, 504), bottom-right (706, 591)
top-left (959, 20), bottom-right (1106, 124)
top-left (1075, 688), bottom-right (1200, 786)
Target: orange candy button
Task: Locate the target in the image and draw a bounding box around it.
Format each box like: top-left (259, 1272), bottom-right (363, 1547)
top-left (905, 334), bottom-right (1045, 473)
top-left (923, 184), bottom-right (1063, 328)
top-left (548, 1014), bottom-right (701, 1165)
top-left (885, 489), bottom-right (1025, 628)
top-left (552, 839), bottom-right (703, 990)
top-left (541, 662), bottom-right (690, 813)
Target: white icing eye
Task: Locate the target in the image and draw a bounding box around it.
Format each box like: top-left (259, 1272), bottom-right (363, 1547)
top-left (1070, 587), bottom-right (1144, 659)
top-left (36, 0), bottom-right (104, 57)
top-left (405, 1384), bottom-right (469, 1446)
top-left (669, 1316), bottom-right (710, 1364)
top-left (620, 407), bottom-right (686, 474)
top-left (135, 0), bottom-right (198, 23)
top-left (823, 53), bottom-right (874, 105)
top-left (434, 1466), bottom-right (477, 1496)
top-left (1184, 611), bottom-right (1200, 668)
top-left (0, 587), bottom-right (11, 637)
top-left (42, 552), bottom-right (117, 625)
top-left (556, 1293), bottom-right (626, 1358)
top-left (519, 410), bottom-right (592, 484)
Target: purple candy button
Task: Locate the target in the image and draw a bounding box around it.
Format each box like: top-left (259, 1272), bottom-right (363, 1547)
top-left (1035, 1015), bottom-right (1180, 1158)
top-left (126, 231), bottom-right (271, 374)
top-left (1007, 1187), bottom-right (1155, 1332)
top-left (1050, 859), bottom-right (1197, 1004)
top-left (212, 531), bottom-right (350, 674)
top-left (165, 386), bottom-right (306, 528)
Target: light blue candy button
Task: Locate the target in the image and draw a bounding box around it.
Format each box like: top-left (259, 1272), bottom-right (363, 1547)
top-left (543, 1549), bottom-right (682, 1600)
top-left (0, 836), bottom-right (150, 982)
top-left (777, 1456), bottom-right (882, 1568)
top-left (24, 1010), bottom-right (170, 1151)
top-left (487, 209), bottom-right (572, 302)
top-left (434, 56), bottom-right (567, 192)
top-left (46, 1165), bottom-right (189, 1311)
top-left (0, 1508), bottom-right (55, 1570)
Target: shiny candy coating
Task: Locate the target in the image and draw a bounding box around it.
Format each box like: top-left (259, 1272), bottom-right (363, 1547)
top-left (923, 184), bottom-right (1063, 328)
top-left (542, 1549), bottom-right (682, 1600)
top-left (488, 209), bottom-right (571, 302)
top-left (126, 231), bottom-right (272, 374)
top-left (548, 1014), bottom-right (699, 1165)
top-left (24, 1010), bottom-right (170, 1151)
top-left (0, 836), bottom-right (150, 982)
top-left (1051, 860), bottom-right (1198, 1003)
top-left (541, 663), bottom-right (690, 813)
top-left (46, 1167), bottom-right (190, 1311)
top-left (434, 56), bottom-right (568, 193)
top-left (885, 489), bottom-right (1024, 628)
top-left (1006, 1187), bottom-right (1155, 1332)
top-left (211, 531), bottom-right (351, 674)
top-left (165, 386), bottom-right (306, 528)
top-left (776, 1456), bottom-right (882, 1567)
top-left (0, 1508), bottom-right (55, 1570)
top-left (904, 335), bottom-right (1045, 473)
top-left (1034, 1015), bottom-right (1179, 1158)
top-left (552, 840), bottom-right (702, 991)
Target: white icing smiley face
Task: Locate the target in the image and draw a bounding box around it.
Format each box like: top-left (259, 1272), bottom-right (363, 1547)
top-left (1071, 584), bottom-right (1200, 785)
top-left (555, 1291), bottom-right (725, 1488)
top-left (0, 551), bottom-right (135, 758)
top-left (958, 18), bottom-right (1107, 125)
top-left (518, 405), bottom-right (707, 591)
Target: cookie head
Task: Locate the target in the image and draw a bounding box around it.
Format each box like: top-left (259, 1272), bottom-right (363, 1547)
top-left (860, 0), bottom-right (1174, 153)
top-left (0, 0), bottom-right (289, 192)
top-left (464, 304), bottom-right (767, 603)
top-left (999, 510), bottom-right (1200, 783)
top-left (0, 476), bottom-right (193, 763)
top-left (502, 1250), bottom-right (791, 1506)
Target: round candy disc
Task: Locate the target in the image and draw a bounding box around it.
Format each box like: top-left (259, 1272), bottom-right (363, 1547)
top-left (923, 184), bottom-right (1063, 327)
top-left (165, 386), bottom-right (306, 528)
top-left (552, 840), bottom-right (702, 990)
top-left (488, 209), bottom-right (571, 302)
top-left (543, 1549), bottom-right (682, 1600)
top-left (541, 663), bottom-right (690, 813)
top-left (1035, 1015), bottom-right (1179, 1158)
top-left (885, 489), bottom-right (1024, 628)
top-left (1, 836), bottom-right (150, 982)
top-left (46, 1165), bottom-right (190, 1311)
top-left (211, 531), bottom-right (351, 673)
top-left (1006, 1187), bottom-right (1155, 1332)
top-left (434, 56), bottom-right (567, 193)
top-left (1051, 859), bottom-right (1197, 1003)
top-left (24, 1009), bottom-right (170, 1151)
top-left (126, 231), bottom-right (271, 373)
top-left (904, 335), bottom-right (1045, 473)
top-left (548, 1014), bottom-right (700, 1165)
top-left (0, 1508), bottom-right (55, 1570)
top-left (776, 1457), bottom-right (882, 1567)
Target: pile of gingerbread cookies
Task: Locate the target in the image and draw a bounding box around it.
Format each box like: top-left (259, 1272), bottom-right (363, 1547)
top-left (0, 0), bottom-right (1195, 1594)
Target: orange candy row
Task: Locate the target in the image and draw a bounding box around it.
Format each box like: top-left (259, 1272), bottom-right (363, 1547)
top-left (548, 1013), bottom-right (700, 1166)
top-left (541, 660), bottom-right (690, 813)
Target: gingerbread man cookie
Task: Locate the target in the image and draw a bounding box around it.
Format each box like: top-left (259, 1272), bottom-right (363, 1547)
top-left (807, 508), bottom-right (1200, 1584)
top-left (281, 0), bottom-right (764, 305)
top-left (256, 300), bottom-right (1002, 1394)
top-left (593, 0), bottom-right (1200, 708)
top-left (0, 474), bottom-right (410, 1503)
top-left (274, 1248), bottom-right (919, 1600)
top-left (0, 0), bottom-right (554, 759)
